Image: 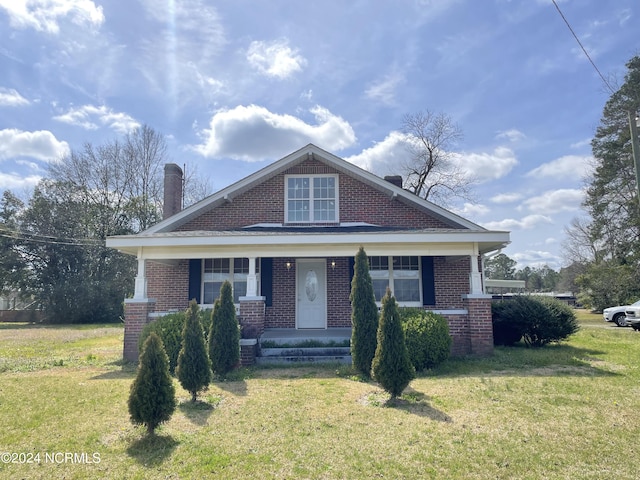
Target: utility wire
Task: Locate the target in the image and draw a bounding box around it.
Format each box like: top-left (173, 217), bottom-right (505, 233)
top-left (550, 0), bottom-right (616, 95)
top-left (0, 226), bottom-right (105, 247)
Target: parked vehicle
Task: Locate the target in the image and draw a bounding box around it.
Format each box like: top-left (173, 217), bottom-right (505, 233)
top-left (603, 300), bottom-right (640, 327)
top-left (625, 305), bottom-right (640, 331)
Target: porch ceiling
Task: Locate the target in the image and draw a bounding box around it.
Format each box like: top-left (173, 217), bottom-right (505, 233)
top-left (106, 228), bottom-right (510, 259)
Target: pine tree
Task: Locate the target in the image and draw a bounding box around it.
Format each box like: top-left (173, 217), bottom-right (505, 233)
top-left (176, 300), bottom-right (212, 402)
top-left (128, 333), bottom-right (176, 435)
top-left (371, 288), bottom-right (415, 400)
top-left (350, 247), bottom-right (379, 376)
top-left (208, 281), bottom-right (240, 376)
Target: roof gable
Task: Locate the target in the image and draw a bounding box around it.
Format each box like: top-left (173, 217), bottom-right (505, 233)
top-left (145, 144), bottom-right (486, 234)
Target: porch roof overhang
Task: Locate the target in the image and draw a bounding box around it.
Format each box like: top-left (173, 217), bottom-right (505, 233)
top-left (106, 227), bottom-right (510, 260)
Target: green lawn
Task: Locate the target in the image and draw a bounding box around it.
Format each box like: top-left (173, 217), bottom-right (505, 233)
top-left (0, 312), bottom-right (638, 479)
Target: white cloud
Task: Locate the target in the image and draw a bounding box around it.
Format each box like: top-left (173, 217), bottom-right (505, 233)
top-left (0, 172), bottom-right (42, 190)
top-left (453, 146), bottom-right (518, 182)
top-left (365, 72), bottom-right (405, 105)
top-left (53, 105), bottom-right (140, 134)
top-left (345, 131), bottom-right (408, 177)
top-left (526, 155), bottom-right (594, 179)
top-left (522, 188), bottom-right (584, 214)
top-left (570, 138), bottom-right (591, 149)
top-left (495, 129), bottom-right (525, 142)
top-left (491, 192), bottom-right (523, 204)
top-left (0, 129), bottom-right (70, 162)
top-left (511, 250), bottom-right (562, 270)
top-left (247, 39), bottom-right (307, 79)
top-left (0, 87), bottom-right (30, 106)
top-left (452, 202), bottom-right (490, 217)
top-left (0, 0), bottom-right (104, 34)
top-left (482, 214), bottom-right (553, 231)
top-left (195, 104), bottom-right (356, 161)
top-left (137, 0), bottom-right (226, 106)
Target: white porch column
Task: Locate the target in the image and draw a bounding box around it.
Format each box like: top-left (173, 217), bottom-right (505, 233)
top-left (469, 254), bottom-right (483, 294)
top-left (133, 251), bottom-right (147, 299)
top-left (246, 257), bottom-right (258, 297)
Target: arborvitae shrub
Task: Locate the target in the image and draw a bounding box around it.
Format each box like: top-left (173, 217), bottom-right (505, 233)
top-left (371, 288), bottom-right (415, 399)
top-left (399, 308), bottom-right (451, 371)
top-left (208, 281), bottom-right (240, 376)
top-left (128, 333), bottom-right (176, 435)
top-left (139, 312), bottom-right (184, 374)
top-left (492, 296), bottom-right (579, 347)
top-left (139, 308), bottom-right (212, 374)
top-left (350, 247), bottom-right (379, 376)
top-left (176, 300), bottom-right (212, 402)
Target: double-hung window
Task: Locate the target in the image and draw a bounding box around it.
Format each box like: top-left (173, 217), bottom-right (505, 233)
top-left (202, 258), bottom-right (259, 304)
top-left (286, 175), bottom-right (338, 223)
top-left (369, 256), bottom-right (421, 306)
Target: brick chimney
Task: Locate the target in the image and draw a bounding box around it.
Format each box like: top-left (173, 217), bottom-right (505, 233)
top-left (163, 163), bottom-right (183, 219)
top-left (384, 175), bottom-right (403, 188)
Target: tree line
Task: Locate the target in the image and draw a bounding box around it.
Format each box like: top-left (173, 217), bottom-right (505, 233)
top-left (0, 125), bottom-right (209, 323)
top-left (484, 253), bottom-right (562, 293)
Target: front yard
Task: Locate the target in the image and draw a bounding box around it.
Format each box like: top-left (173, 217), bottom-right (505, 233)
top-left (0, 312), bottom-right (638, 479)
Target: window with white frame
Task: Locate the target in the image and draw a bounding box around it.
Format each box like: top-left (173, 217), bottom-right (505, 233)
top-left (369, 256), bottom-right (421, 305)
top-left (285, 175), bottom-right (338, 223)
top-left (202, 258), bottom-right (259, 304)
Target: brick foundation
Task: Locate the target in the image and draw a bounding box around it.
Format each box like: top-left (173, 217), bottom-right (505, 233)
top-left (123, 299), bottom-right (156, 362)
top-left (239, 297), bottom-right (266, 337)
top-left (240, 339), bottom-right (258, 366)
top-left (463, 295), bottom-right (494, 355)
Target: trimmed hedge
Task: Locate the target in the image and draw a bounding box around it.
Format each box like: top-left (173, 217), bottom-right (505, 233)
top-left (399, 308), bottom-right (451, 371)
top-left (492, 296), bottom-right (579, 347)
top-left (139, 308), bottom-right (212, 374)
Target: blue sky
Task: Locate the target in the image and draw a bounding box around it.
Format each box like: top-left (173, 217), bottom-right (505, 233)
top-left (0, 0), bottom-right (637, 270)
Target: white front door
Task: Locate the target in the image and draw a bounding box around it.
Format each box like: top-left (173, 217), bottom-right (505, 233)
top-left (296, 259), bottom-right (327, 329)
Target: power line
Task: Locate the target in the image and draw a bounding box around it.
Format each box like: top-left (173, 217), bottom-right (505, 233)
top-left (0, 226), bottom-right (105, 247)
top-left (550, 0), bottom-right (615, 95)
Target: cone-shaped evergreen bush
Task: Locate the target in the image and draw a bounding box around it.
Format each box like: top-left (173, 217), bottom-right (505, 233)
top-left (371, 288), bottom-right (415, 399)
top-left (350, 247), bottom-right (379, 376)
top-left (208, 281), bottom-right (240, 376)
top-left (177, 300), bottom-right (212, 402)
top-left (128, 332), bottom-right (176, 435)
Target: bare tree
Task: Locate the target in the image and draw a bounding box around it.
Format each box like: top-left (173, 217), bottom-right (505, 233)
top-left (182, 162), bottom-right (213, 208)
top-left (561, 217), bottom-right (602, 265)
top-left (123, 125), bottom-right (168, 231)
top-left (401, 110), bottom-right (475, 206)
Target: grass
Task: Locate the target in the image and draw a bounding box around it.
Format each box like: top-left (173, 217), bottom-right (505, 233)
top-left (0, 312), bottom-right (639, 479)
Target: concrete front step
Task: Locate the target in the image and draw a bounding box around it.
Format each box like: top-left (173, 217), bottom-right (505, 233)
top-left (256, 354), bottom-right (352, 365)
top-left (257, 328), bottom-right (352, 364)
top-left (261, 346), bottom-right (351, 357)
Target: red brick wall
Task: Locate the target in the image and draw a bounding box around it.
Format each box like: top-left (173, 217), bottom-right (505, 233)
top-left (433, 257), bottom-right (469, 309)
top-left (176, 159), bottom-right (457, 231)
top-left (465, 296), bottom-right (494, 355)
top-left (265, 258), bottom-right (296, 328)
top-left (123, 299), bottom-right (156, 362)
top-left (327, 257), bottom-right (352, 328)
top-left (146, 260), bottom-right (190, 312)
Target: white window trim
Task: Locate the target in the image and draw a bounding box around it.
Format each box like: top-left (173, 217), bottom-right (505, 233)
top-left (201, 258), bottom-right (259, 306)
top-left (370, 256), bottom-right (422, 307)
top-left (284, 174), bottom-right (339, 224)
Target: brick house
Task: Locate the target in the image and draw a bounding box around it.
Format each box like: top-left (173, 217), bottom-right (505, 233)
top-left (107, 144), bottom-right (509, 362)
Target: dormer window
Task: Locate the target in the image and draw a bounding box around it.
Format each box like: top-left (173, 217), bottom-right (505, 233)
top-left (285, 174), bottom-right (338, 223)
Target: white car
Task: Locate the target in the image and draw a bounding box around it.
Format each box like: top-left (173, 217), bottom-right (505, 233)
top-left (625, 305), bottom-right (640, 331)
top-left (603, 300), bottom-right (640, 327)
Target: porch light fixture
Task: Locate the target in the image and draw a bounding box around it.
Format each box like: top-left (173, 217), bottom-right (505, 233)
top-left (330, 260), bottom-right (336, 270)
top-left (286, 262), bottom-right (292, 271)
